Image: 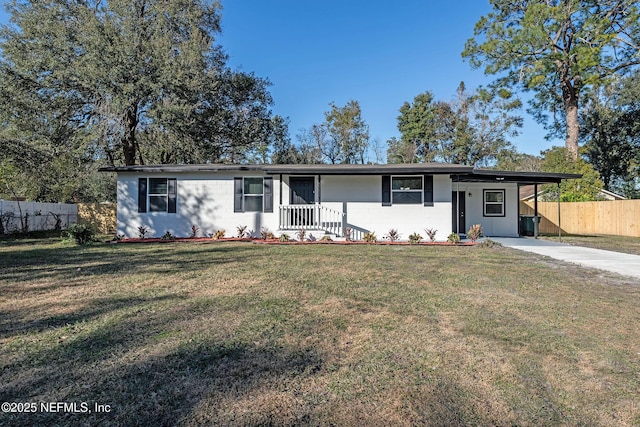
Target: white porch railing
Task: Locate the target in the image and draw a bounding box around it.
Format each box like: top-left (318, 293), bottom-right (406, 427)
top-left (279, 204), bottom-right (344, 236)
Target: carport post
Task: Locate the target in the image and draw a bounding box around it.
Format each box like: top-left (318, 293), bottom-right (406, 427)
top-left (534, 183), bottom-right (539, 239)
top-left (557, 182), bottom-right (562, 242)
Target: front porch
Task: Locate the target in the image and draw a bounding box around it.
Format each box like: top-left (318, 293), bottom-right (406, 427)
top-left (279, 204), bottom-right (345, 237)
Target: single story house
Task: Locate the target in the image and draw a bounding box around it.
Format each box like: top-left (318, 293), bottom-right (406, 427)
top-left (100, 163), bottom-right (580, 240)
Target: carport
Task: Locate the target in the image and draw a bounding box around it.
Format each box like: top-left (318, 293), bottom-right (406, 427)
top-left (451, 170), bottom-right (582, 239)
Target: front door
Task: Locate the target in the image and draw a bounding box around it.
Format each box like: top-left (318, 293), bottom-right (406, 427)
top-left (290, 177), bottom-right (315, 204)
top-left (289, 177), bottom-right (315, 227)
top-left (452, 191), bottom-right (466, 235)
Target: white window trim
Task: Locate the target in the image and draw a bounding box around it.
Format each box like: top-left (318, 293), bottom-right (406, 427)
top-left (148, 178), bottom-right (169, 213)
top-left (243, 177), bottom-right (265, 212)
top-left (483, 189), bottom-right (505, 217)
top-left (391, 175), bottom-right (423, 205)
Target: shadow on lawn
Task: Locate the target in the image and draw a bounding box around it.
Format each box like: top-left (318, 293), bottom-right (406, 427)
top-left (0, 294), bottom-right (185, 340)
top-left (0, 293), bottom-right (323, 427)
top-left (0, 241), bottom-right (264, 285)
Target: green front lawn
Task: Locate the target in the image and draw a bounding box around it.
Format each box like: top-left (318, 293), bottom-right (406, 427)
top-left (1, 240), bottom-right (639, 426)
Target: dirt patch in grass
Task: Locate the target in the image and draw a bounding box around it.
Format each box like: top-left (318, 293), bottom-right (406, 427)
top-left (0, 241), bottom-right (639, 426)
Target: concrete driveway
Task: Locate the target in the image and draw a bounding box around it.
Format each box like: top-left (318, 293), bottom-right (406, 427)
top-left (491, 237), bottom-right (640, 280)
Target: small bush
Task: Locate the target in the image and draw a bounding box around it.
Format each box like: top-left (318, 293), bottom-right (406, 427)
top-left (363, 232), bottom-right (377, 243)
top-left (408, 232), bottom-right (422, 244)
top-left (296, 228), bottom-right (306, 241)
top-left (384, 229), bottom-right (400, 242)
top-left (67, 223), bottom-right (95, 245)
top-left (447, 233), bottom-right (461, 244)
top-left (467, 224), bottom-right (482, 242)
top-left (137, 226), bottom-right (150, 239)
top-left (279, 233), bottom-right (290, 242)
top-left (320, 235), bottom-right (333, 242)
top-left (344, 227), bottom-right (353, 241)
top-left (237, 225), bottom-right (249, 238)
top-left (212, 230), bottom-right (226, 240)
top-left (260, 227), bottom-right (274, 240)
top-left (161, 231), bottom-right (175, 240)
top-left (425, 228), bottom-right (438, 242)
top-left (190, 225), bottom-right (200, 238)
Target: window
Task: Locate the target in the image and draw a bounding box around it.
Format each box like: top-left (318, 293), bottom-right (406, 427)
top-left (484, 190), bottom-right (505, 217)
top-left (243, 177), bottom-right (264, 212)
top-left (382, 175), bottom-right (433, 207)
top-left (234, 177), bottom-right (273, 213)
top-left (138, 178), bottom-right (176, 213)
top-left (149, 178), bottom-right (169, 212)
top-left (392, 176), bottom-right (422, 204)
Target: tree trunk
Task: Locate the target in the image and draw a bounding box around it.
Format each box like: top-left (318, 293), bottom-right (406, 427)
top-left (122, 103), bottom-right (139, 166)
top-left (562, 80), bottom-right (579, 161)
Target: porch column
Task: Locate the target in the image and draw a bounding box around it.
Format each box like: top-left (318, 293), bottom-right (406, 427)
top-left (534, 183), bottom-right (539, 239)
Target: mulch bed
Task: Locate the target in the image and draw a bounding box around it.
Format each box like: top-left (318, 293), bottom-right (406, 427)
top-left (112, 237), bottom-right (477, 246)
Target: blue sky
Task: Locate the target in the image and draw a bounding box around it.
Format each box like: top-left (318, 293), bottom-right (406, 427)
top-left (0, 1), bottom-right (563, 159)
top-left (216, 1), bottom-right (563, 158)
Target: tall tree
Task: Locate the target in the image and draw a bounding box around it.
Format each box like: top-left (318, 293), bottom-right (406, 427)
top-left (300, 100), bottom-right (370, 164)
top-left (324, 100), bottom-right (370, 164)
top-left (582, 73), bottom-right (640, 195)
top-left (0, 0), bottom-right (275, 168)
top-left (388, 83), bottom-right (521, 166)
top-left (463, 0), bottom-right (640, 160)
top-left (541, 146), bottom-right (604, 201)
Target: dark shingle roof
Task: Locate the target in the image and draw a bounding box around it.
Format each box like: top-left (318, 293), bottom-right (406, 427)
top-left (99, 163), bottom-right (581, 183)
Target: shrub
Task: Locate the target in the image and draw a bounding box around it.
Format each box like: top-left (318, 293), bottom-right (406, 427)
top-left (467, 224), bottom-right (482, 242)
top-left (296, 228), bottom-right (306, 241)
top-left (320, 235), bottom-right (333, 242)
top-left (212, 230), bottom-right (226, 240)
top-left (477, 238), bottom-right (502, 248)
top-left (424, 228), bottom-right (438, 242)
top-left (190, 225), bottom-right (200, 238)
top-left (384, 229), bottom-right (400, 242)
top-left (261, 227), bottom-right (274, 240)
top-left (237, 225), bottom-right (249, 238)
top-left (363, 232), bottom-right (377, 243)
top-left (447, 233), bottom-right (461, 244)
top-left (161, 231), bottom-right (175, 240)
top-left (112, 233), bottom-right (125, 241)
top-left (67, 223), bottom-right (95, 245)
top-left (279, 233), bottom-right (290, 242)
top-left (344, 227), bottom-right (353, 241)
top-left (137, 226), bottom-right (149, 239)
top-left (408, 232), bottom-right (422, 244)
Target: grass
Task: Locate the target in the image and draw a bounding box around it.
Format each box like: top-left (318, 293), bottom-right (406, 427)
top-left (541, 234), bottom-right (640, 256)
top-left (1, 238), bottom-right (639, 426)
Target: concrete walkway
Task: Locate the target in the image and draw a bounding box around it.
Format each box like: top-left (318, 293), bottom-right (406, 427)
top-left (491, 237), bottom-right (640, 280)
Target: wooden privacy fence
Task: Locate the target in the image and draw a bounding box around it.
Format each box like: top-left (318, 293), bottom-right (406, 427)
top-left (77, 203), bottom-right (117, 234)
top-left (520, 200), bottom-right (640, 237)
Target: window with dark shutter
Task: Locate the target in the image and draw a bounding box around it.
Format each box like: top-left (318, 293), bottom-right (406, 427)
top-left (382, 175), bottom-right (391, 206)
top-left (168, 178), bottom-right (177, 213)
top-left (234, 177), bottom-right (243, 212)
top-left (138, 178), bottom-right (147, 213)
top-left (423, 175), bottom-right (434, 206)
top-left (264, 177), bottom-right (273, 213)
